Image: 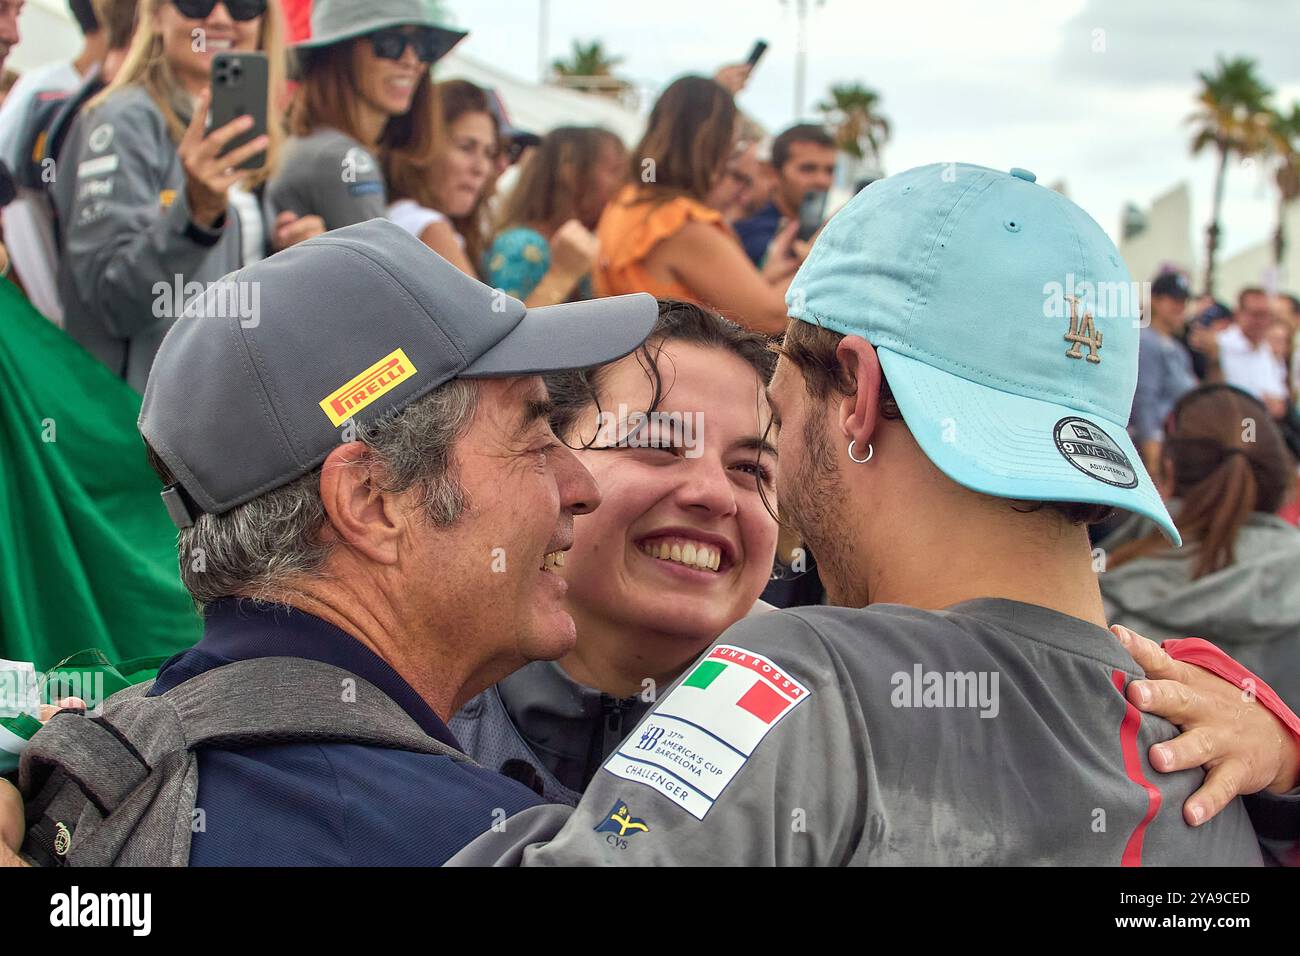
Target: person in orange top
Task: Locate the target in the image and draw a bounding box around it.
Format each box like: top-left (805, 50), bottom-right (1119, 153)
top-left (595, 75), bottom-right (803, 335)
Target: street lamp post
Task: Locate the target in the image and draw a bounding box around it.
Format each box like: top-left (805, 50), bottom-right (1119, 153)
top-left (785, 0), bottom-right (826, 119)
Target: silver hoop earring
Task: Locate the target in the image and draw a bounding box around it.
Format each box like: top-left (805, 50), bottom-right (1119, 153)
top-left (848, 440), bottom-right (873, 464)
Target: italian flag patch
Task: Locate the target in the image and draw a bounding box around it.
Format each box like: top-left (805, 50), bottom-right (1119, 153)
top-left (603, 645), bottom-right (810, 819)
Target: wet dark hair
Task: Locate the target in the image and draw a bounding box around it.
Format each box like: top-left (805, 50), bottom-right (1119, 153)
top-left (773, 318), bottom-right (1115, 527)
top-left (546, 299), bottom-right (774, 447)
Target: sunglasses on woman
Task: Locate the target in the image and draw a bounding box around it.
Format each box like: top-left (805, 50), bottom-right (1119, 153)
top-left (173, 0), bottom-right (267, 21)
top-left (367, 26), bottom-right (445, 64)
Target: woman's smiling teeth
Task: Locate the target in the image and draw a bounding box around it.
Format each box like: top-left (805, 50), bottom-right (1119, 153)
top-left (638, 537), bottom-right (722, 572)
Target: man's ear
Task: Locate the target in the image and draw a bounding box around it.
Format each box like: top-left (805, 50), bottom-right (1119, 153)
top-left (318, 442), bottom-right (405, 565)
top-left (834, 336), bottom-right (882, 448)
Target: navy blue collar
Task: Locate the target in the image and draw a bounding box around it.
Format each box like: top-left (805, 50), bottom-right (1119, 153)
top-left (151, 597), bottom-right (461, 750)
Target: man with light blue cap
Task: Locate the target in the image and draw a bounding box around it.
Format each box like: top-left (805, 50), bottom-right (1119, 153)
top-left (449, 163), bottom-right (1282, 865)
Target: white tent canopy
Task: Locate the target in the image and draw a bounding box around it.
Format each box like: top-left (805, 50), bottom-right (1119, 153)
top-left (9, 0), bottom-right (645, 145)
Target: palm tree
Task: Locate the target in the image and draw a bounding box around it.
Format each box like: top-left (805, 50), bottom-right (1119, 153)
top-left (1265, 102), bottom-right (1300, 269)
top-left (1187, 56), bottom-right (1274, 296)
top-left (550, 39), bottom-right (629, 100)
top-left (816, 82), bottom-right (890, 166)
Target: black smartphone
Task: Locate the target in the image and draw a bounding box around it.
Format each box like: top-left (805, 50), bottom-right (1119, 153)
top-left (210, 51), bottom-right (268, 171)
top-left (797, 189), bottom-right (828, 242)
top-left (746, 40), bottom-right (769, 69)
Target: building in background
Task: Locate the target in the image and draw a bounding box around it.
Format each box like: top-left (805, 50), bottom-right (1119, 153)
top-left (1121, 180), bottom-right (1300, 299)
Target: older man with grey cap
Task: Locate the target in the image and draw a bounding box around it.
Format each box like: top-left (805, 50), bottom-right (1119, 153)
top-left (4, 219), bottom-right (656, 866)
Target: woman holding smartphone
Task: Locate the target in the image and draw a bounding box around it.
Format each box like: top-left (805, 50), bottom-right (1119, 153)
top-left (266, 0), bottom-right (464, 233)
top-left (56, 0), bottom-right (289, 393)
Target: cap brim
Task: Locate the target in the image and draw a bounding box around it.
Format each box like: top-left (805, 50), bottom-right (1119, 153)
top-left (461, 293), bottom-right (659, 378)
top-left (877, 347), bottom-right (1181, 546)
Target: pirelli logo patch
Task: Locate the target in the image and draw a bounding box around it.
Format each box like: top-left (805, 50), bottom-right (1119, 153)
top-left (319, 348), bottom-right (417, 426)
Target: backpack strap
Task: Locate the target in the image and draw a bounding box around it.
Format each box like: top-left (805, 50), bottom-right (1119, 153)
top-left (162, 657), bottom-right (474, 764)
top-left (21, 684), bottom-right (153, 812)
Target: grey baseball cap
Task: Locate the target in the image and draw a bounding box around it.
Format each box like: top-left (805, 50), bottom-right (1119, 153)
top-left (139, 218), bottom-right (657, 529)
top-left (294, 0), bottom-right (466, 61)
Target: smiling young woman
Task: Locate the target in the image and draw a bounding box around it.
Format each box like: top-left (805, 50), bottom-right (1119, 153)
top-left (451, 299), bottom-right (781, 803)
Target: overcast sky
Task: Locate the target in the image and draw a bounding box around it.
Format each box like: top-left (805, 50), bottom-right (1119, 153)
top-left (447, 0), bottom-right (1300, 258)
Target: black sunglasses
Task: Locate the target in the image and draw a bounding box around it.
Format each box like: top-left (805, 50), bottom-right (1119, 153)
top-left (367, 26), bottom-right (444, 64)
top-left (173, 0), bottom-right (267, 22)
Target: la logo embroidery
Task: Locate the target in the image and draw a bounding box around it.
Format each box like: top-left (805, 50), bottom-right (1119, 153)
top-left (1063, 294), bottom-right (1103, 364)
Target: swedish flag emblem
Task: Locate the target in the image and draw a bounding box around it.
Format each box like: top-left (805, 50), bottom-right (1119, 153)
top-left (594, 800), bottom-right (649, 837)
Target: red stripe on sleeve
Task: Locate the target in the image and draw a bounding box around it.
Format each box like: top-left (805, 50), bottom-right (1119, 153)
top-left (1112, 668), bottom-right (1163, 867)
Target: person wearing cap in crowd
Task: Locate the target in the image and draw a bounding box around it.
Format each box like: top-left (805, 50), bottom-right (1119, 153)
top-left (265, 0), bottom-right (463, 232)
top-left (449, 164), bottom-right (1300, 866)
top-left (6, 219), bottom-right (658, 866)
top-left (484, 86), bottom-right (541, 175)
top-left (1131, 270), bottom-right (1198, 474)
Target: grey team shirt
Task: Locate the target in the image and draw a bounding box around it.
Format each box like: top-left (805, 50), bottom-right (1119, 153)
top-left (55, 86), bottom-right (243, 392)
top-left (449, 599), bottom-right (1263, 866)
top-left (264, 127), bottom-right (388, 232)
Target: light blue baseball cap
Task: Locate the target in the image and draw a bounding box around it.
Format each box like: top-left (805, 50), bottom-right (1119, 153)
top-left (787, 162), bottom-right (1179, 544)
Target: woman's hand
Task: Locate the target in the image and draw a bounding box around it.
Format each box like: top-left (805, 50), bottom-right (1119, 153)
top-left (1113, 625), bottom-right (1300, 826)
top-left (179, 88), bottom-right (269, 229)
top-left (549, 218), bottom-right (600, 281)
top-left (713, 63), bottom-right (754, 95)
top-left (761, 220), bottom-right (802, 284)
top-left (271, 211), bottom-right (327, 252)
